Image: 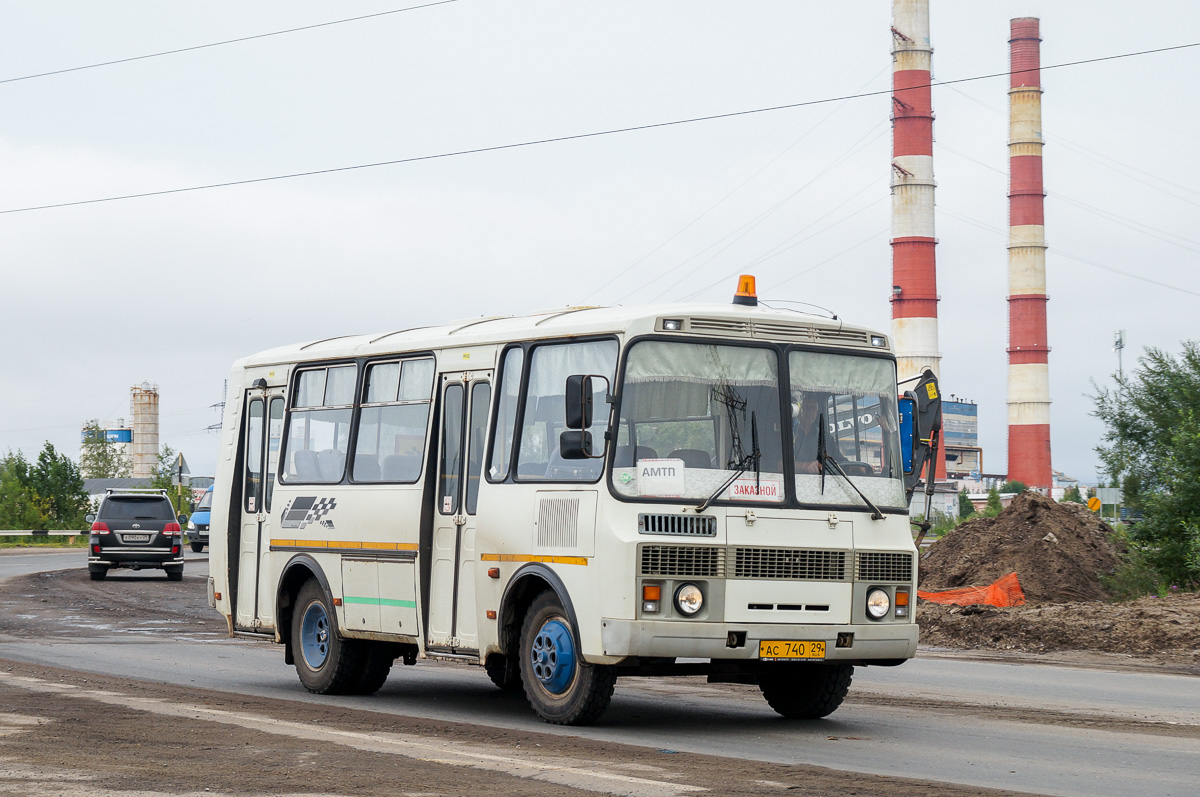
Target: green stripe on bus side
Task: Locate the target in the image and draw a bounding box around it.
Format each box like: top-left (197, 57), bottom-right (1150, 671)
top-left (343, 596), bottom-right (417, 608)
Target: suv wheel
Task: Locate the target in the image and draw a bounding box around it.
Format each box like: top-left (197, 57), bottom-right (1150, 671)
top-left (165, 566), bottom-right (184, 582)
top-left (88, 565), bottom-right (108, 581)
top-left (190, 541), bottom-right (205, 553)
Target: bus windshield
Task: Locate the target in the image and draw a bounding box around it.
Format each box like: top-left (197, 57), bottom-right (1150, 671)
top-left (611, 340), bottom-right (906, 510)
top-left (612, 341), bottom-right (786, 503)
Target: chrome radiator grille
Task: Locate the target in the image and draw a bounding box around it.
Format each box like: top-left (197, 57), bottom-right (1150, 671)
top-left (855, 551), bottom-right (915, 583)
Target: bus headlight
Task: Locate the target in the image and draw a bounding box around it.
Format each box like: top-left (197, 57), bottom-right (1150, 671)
top-left (866, 588), bottom-right (891, 619)
top-left (674, 583), bottom-right (704, 616)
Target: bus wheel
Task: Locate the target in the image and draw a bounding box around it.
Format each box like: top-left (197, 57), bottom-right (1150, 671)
top-left (293, 579), bottom-right (362, 695)
top-left (484, 653), bottom-right (521, 692)
top-left (759, 663), bottom-right (853, 719)
top-left (519, 591), bottom-right (616, 725)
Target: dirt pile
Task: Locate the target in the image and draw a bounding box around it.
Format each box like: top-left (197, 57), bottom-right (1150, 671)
top-left (918, 592), bottom-right (1200, 670)
top-left (919, 491), bottom-right (1123, 603)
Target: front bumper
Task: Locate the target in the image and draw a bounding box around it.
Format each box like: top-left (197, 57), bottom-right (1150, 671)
top-left (598, 618), bottom-right (917, 664)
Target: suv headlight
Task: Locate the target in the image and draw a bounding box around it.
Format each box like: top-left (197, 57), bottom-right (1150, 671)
top-left (866, 588), bottom-right (891, 619)
top-left (674, 583), bottom-right (704, 616)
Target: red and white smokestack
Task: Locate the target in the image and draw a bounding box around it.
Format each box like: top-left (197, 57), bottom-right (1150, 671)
top-left (890, 1), bottom-right (940, 383)
top-left (891, 0), bottom-right (944, 478)
top-left (1006, 17), bottom-right (1052, 489)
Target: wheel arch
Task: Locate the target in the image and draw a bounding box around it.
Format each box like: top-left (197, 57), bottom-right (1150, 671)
top-left (277, 554), bottom-right (332, 665)
top-left (497, 564), bottom-right (580, 657)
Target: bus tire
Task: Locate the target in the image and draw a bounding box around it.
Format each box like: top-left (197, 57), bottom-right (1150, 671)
top-left (759, 663), bottom-right (853, 719)
top-left (484, 654), bottom-right (522, 692)
top-left (519, 591), bottom-right (615, 725)
top-left (347, 643), bottom-right (395, 696)
top-left (292, 579), bottom-right (362, 695)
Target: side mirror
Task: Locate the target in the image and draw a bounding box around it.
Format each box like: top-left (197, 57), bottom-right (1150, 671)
top-left (559, 430), bottom-right (593, 460)
top-left (564, 375), bottom-right (594, 430)
top-left (85, 513), bottom-right (96, 524)
top-left (898, 397), bottom-right (916, 475)
top-left (178, 514), bottom-right (189, 525)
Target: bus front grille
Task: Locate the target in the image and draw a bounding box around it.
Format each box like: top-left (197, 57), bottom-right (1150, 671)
top-left (639, 545), bottom-right (725, 578)
top-left (638, 513), bottom-right (717, 537)
top-left (855, 551), bottom-right (914, 583)
top-left (731, 548), bottom-right (850, 581)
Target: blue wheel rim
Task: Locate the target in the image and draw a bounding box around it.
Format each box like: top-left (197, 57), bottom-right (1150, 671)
top-left (530, 618), bottom-right (575, 694)
top-left (300, 602), bottom-right (330, 669)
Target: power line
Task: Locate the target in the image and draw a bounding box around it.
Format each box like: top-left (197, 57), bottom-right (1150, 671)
top-left (2, 40), bottom-right (1197, 217)
top-left (0, 2), bottom-right (460, 86)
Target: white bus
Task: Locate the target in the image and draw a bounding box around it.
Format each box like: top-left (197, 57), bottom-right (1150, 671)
top-left (209, 277), bottom-right (939, 725)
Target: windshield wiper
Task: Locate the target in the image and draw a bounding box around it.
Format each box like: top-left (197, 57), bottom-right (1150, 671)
top-left (696, 411), bottom-right (760, 513)
top-left (820, 451), bottom-right (885, 521)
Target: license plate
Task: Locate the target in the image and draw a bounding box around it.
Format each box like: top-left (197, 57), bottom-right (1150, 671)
top-left (122, 534), bottom-right (150, 543)
top-left (759, 640), bottom-right (826, 660)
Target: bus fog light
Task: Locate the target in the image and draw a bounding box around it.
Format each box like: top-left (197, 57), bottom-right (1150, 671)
top-left (866, 588), bottom-right (891, 619)
top-left (674, 583), bottom-right (703, 616)
top-left (642, 584), bottom-right (662, 614)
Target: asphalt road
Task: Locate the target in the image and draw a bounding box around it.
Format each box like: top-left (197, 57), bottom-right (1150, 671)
top-left (1, 549), bottom-right (1197, 796)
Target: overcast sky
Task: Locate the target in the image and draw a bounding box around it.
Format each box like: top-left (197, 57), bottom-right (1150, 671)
top-left (1, 1), bottom-right (1196, 483)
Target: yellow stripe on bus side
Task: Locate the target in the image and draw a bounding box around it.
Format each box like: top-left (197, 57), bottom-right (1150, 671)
top-left (270, 540), bottom-right (418, 552)
top-left (480, 553), bottom-right (588, 566)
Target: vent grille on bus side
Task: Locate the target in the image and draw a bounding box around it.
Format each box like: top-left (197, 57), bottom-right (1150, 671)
top-left (855, 551), bottom-right (914, 583)
top-left (537, 497), bottom-right (580, 548)
top-left (639, 545), bottom-right (725, 578)
top-left (638, 514), bottom-right (716, 537)
top-left (732, 548), bottom-right (850, 581)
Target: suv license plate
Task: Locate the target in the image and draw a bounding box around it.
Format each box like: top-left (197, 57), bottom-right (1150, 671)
top-left (122, 534), bottom-right (150, 543)
top-left (759, 640), bottom-right (826, 660)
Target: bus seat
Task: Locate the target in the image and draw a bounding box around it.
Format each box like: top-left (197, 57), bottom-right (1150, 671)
top-left (669, 449), bottom-right (713, 469)
top-left (290, 449), bottom-right (321, 481)
top-left (382, 454), bottom-right (417, 481)
top-left (354, 454), bottom-right (381, 482)
top-left (318, 449), bottom-right (346, 482)
top-left (613, 445), bottom-right (658, 467)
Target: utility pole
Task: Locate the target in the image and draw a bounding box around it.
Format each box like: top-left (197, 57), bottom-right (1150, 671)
top-left (1113, 330), bottom-right (1126, 381)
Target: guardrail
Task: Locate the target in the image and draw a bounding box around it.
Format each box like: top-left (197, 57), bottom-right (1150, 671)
top-left (0, 530), bottom-right (86, 543)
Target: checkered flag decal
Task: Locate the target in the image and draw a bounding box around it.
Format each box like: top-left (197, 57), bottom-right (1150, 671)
top-left (281, 496), bottom-right (338, 529)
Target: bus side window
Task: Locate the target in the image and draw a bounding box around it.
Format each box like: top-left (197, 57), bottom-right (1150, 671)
top-left (282, 364), bottom-right (355, 484)
top-left (487, 347), bottom-right (523, 482)
top-left (515, 339), bottom-right (616, 482)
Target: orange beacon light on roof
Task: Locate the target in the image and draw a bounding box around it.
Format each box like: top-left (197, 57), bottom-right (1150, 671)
top-left (733, 274), bottom-right (758, 306)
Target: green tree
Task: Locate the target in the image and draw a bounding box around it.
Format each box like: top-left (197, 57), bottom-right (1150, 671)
top-left (1093, 342), bottom-right (1200, 585)
top-left (1062, 485), bottom-right (1084, 503)
top-left (984, 485), bottom-right (1003, 516)
top-left (79, 420), bottom-right (131, 478)
top-left (27, 443), bottom-right (90, 529)
top-left (0, 452), bottom-right (45, 529)
top-left (999, 480), bottom-right (1028, 495)
top-left (149, 444), bottom-right (190, 517)
top-left (957, 488), bottom-right (975, 518)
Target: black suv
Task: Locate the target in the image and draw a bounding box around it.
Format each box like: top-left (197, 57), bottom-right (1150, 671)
top-left (87, 490), bottom-right (186, 581)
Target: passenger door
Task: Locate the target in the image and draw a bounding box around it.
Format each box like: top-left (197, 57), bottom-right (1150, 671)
top-left (427, 371), bottom-right (492, 654)
top-left (235, 387), bottom-right (286, 630)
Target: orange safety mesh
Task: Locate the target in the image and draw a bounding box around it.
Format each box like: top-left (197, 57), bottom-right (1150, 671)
top-left (917, 572), bottom-right (1026, 607)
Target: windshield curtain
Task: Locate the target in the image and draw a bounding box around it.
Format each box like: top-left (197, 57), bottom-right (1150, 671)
top-left (612, 341), bottom-right (785, 504)
top-left (789, 351), bottom-right (906, 510)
